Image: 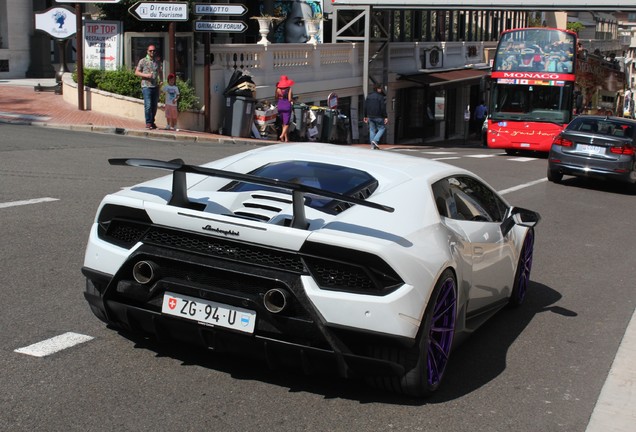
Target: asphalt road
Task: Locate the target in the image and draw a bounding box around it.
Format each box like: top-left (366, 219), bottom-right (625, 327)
top-left (1, 124), bottom-right (634, 432)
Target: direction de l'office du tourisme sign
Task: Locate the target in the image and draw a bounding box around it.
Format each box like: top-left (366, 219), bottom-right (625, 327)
top-left (130, 2), bottom-right (189, 21)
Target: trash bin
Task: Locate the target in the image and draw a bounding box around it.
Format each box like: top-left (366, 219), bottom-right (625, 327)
top-left (333, 112), bottom-right (350, 144)
top-left (222, 70), bottom-right (256, 138)
top-left (254, 103), bottom-right (278, 140)
top-left (320, 109), bottom-right (339, 143)
top-left (306, 107), bottom-right (324, 141)
top-left (290, 103), bottom-right (309, 141)
top-left (223, 95), bottom-right (256, 138)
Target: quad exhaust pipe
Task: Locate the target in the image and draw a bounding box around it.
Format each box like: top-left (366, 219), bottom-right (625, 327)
top-left (132, 260), bottom-right (160, 285)
top-left (263, 288), bottom-right (289, 314)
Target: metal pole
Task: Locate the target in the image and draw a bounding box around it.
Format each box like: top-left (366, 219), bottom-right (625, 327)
top-left (203, 0), bottom-right (211, 132)
top-left (204, 32), bottom-right (211, 132)
top-left (76, 3), bottom-right (84, 110)
top-left (169, 22), bottom-right (176, 76)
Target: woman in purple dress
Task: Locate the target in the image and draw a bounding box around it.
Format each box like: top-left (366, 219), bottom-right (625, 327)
top-left (275, 75), bottom-right (295, 142)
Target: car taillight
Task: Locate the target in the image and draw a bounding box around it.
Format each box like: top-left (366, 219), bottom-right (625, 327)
top-left (552, 135), bottom-right (573, 147)
top-left (609, 146), bottom-right (635, 155)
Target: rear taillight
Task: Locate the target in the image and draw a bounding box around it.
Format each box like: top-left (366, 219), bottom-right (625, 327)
top-left (552, 135), bottom-right (573, 147)
top-left (609, 146), bottom-right (635, 155)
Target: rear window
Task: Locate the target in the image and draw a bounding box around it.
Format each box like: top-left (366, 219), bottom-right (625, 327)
top-left (568, 118), bottom-right (635, 138)
top-left (221, 160), bottom-right (378, 213)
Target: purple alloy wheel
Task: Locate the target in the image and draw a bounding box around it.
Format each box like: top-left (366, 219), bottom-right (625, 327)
top-left (427, 277), bottom-right (457, 387)
top-left (515, 230), bottom-right (535, 304)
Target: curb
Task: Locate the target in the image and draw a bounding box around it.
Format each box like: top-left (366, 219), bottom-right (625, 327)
top-left (2, 116), bottom-right (486, 149)
top-left (1, 117), bottom-right (272, 146)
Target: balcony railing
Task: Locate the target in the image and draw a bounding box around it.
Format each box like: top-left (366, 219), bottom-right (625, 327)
top-left (201, 40), bottom-right (497, 98)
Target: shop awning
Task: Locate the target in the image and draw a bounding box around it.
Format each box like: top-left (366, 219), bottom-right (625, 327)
top-left (399, 68), bottom-right (489, 89)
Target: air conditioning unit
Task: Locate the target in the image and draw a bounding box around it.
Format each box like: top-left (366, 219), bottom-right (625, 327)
top-left (424, 47), bottom-right (443, 69)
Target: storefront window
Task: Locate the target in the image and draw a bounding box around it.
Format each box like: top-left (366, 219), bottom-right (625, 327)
top-left (126, 33), bottom-right (193, 83)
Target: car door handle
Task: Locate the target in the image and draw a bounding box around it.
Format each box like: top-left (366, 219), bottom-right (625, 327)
top-left (474, 246), bottom-right (484, 256)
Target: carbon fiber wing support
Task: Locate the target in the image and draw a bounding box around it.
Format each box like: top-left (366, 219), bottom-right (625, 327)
top-left (109, 158), bottom-right (394, 229)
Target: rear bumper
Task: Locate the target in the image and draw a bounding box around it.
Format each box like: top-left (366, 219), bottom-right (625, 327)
top-left (82, 265), bottom-right (410, 379)
top-left (548, 149), bottom-right (636, 183)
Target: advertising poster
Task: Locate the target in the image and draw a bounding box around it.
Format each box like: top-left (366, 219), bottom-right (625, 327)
top-left (262, 0), bottom-right (324, 44)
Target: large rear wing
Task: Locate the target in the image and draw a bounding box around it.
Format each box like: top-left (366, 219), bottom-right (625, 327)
top-left (109, 158), bottom-right (394, 229)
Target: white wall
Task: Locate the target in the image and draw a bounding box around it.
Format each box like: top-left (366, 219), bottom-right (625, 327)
top-left (0, 0), bottom-right (32, 78)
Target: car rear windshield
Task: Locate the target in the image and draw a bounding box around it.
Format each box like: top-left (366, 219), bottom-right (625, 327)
top-left (221, 160), bottom-right (378, 212)
top-left (568, 118), bottom-right (635, 138)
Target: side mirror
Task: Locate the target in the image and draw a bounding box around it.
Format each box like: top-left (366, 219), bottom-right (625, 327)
top-left (500, 206), bottom-right (541, 236)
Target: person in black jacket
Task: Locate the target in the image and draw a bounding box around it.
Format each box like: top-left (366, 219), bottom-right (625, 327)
top-left (363, 84), bottom-right (388, 149)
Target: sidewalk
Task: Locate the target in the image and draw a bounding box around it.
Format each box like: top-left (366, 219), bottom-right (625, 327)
top-left (0, 78), bottom-right (260, 145)
top-left (0, 78), bottom-right (483, 148)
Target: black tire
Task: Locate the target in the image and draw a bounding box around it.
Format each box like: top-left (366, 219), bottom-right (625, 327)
top-left (509, 229), bottom-right (534, 307)
top-left (547, 166), bottom-right (563, 183)
top-left (367, 269), bottom-right (457, 397)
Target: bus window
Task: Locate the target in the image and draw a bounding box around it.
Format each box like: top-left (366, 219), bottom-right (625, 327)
top-left (492, 83), bottom-right (571, 124)
top-left (494, 28), bottom-right (576, 74)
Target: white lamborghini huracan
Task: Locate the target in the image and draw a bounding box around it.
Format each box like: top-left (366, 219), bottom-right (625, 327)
top-left (82, 143), bottom-right (540, 397)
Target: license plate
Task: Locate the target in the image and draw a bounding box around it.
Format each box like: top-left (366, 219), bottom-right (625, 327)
top-left (162, 292), bottom-right (256, 333)
top-left (577, 144), bottom-right (605, 155)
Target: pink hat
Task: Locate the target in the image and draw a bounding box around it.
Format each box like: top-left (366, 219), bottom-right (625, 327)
top-left (277, 75), bottom-right (295, 88)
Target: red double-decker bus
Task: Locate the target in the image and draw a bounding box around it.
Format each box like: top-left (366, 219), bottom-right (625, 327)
top-left (486, 27), bottom-right (625, 153)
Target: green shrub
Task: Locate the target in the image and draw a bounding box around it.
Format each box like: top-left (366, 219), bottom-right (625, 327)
top-left (160, 78), bottom-right (201, 112)
top-left (85, 69), bottom-right (106, 88)
top-left (73, 68), bottom-right (200, 111)
top-left (97, 68), bottom-right (143, 99)
top-left (567, 22), bottom-right (584, 35)
top-left (72, 68), bottom-right (106, 88)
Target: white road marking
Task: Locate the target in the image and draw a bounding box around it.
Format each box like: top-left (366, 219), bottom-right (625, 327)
top-left (0, 197), bottom-right (59, 209)
top-left (498, 178), bottom-right (547, 195)
top-left (585, 307), bottom-right (636, 432)
top-left (508, 157), bottom-right (537, 162)
top-left (14, 332), bottom-right (94, 357)
top-left (394, 149), bottom-right (540, 162)
top-left (465, 154), bottom-right (497, 158)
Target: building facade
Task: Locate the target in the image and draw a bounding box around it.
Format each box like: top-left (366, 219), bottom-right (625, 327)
top-left (1, 1), bottom-right (633, 143)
